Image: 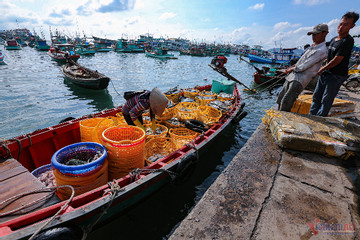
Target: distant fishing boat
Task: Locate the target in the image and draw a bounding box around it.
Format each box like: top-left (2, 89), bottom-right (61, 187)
top-left (94, 40), bottom-right (113, 52)
top-left (35, 40), bottom-right (50, 51)
top-left (248, 48), bottom-right (299, 65)
top-left (5, 39), bottom-right (22, 50)
top-left (61, 61), bottom-right (110, 90)
top-left (145, 48), bottom-right (177, 59)
top-left (0, 50), bottom-right (4, 63)
top-left (75, 44), bottom-right (96, 56)
top-left (48, 44), bottom-right (80, 63)
top-left (115, 39), bottom-right (144, 53)
top-left (180, 47), bottom-right (206, 57)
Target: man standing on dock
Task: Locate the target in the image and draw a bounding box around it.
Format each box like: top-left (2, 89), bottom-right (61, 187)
top-left (276, 23), bottom-right (328, 112)
top-left (310, 11), bottom-right (359, 116)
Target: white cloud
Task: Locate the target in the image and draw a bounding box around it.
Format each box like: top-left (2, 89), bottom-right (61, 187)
top-left (159, 12), bottom-right (176, 20)
top-left (248, 3), bottom-right (264, 10)
top-left (274, 22), bottom-right (301, 31)
top-left (293, 0), bottom-right (330, 6)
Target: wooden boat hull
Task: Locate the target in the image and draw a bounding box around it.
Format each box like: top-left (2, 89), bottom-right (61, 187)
top-left (0, 85), bottom-right (244, 239)
top-left (61, 64), bottom-right (110, 90)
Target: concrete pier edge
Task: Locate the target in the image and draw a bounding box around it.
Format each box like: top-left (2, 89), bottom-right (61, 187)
top-left (169, 88), bottom-right (360, 239)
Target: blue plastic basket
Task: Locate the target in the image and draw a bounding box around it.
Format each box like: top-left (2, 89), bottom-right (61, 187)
top-left (51, 142), bottom-right (107, 175)
top-left (31, 164), bottom-right (53, 178)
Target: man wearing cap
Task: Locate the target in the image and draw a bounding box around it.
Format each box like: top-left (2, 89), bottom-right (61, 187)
top-left (122, 87), bottom-right (168, 131)
top-left (310, 11), bottom-right (359, 116)
top-left (276, 23), bottom-right (328, 112)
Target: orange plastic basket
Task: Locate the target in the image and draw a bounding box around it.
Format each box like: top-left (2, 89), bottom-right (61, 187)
top-left (175, 102), bottom-right (199, 121)
top-left (143, 123), bottom-right (168, 142)
top-left (92, 117), bottom-right (120, 144)
top-left (102, 126), bottom-right (145, 180)
top-left (195, 96), bottom-right (215, 106)
top-left (165, 92), bottom-right (181, 103)
top-left (115, 112), bottom-right (127, 124)
top-left (156, 107), bottom-right (174, 121)
top-left (145, 137), bottom-right (177, 163)
top-left (169, 127), bottom-right (198, 149)
top-left (79, 118), bottom-right (104, 142)
top-left (183, 88), bottom-right (199, 99)
top-left (199, 90), bottom-right (216, 98)
top-left (54, 159), bottom-right (108, 200)
top-left (198, 106), bottom-right (222, 125)
top-left (162, 119), bottom-right (185, 129)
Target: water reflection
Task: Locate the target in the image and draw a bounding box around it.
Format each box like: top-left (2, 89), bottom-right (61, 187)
top-left (63, 78), bottom-right (115, 111)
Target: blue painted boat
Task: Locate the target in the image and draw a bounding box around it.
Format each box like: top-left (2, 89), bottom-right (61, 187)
top-left (76, 44), bottom-right (96, 56)
top-left (248, 48), bottom-right (299, 65)
top-left (35, 40), bottom-right (50, 51)
top-left (115, 39), bottom-right (144, 53)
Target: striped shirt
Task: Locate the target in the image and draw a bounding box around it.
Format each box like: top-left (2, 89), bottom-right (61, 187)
top-left (122, 91), bottom-right (150, 121)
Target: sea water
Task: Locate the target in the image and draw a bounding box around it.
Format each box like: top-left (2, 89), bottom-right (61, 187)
top-left (0, 46), bottom-right (279, 239)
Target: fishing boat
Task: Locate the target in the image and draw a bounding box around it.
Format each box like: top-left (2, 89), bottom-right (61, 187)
top-left (180, 47), bottom-right (206, 57)
top-left (0, 84), bottom-right (245, 240)
top-left (75, 44), bottom-right (96, 56)
top-left (115, 39), bottom-right (144, 53)
top-left (35, 40), bottom-right (51, 51)
top-left (48, 44), bottom-right (80, 64)
top-left (0, 50), bottom-right (4, 63)
top-left (145, 48), bottom-right (177, 59)
top-left (253, 66), bottom-right (286, 85)
top-left (61, 61), bottom-right (110, 90)
top-left (5, 39), bottom-right (22, 50)
top-left (248, 48), bottom-right (299, 65)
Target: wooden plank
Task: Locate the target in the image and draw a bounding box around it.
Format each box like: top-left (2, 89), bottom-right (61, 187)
top-left (0, 158), bottom-right (55, 224)
top-left (0, 159), bottom-right (28, 182)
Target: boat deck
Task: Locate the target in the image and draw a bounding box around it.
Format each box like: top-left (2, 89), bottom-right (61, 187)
top-left (0, 158), bottom-right (60, 224)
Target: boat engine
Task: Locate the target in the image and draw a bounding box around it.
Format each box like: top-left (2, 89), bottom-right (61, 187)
top-left (211, 55), bottom-right (227, 69)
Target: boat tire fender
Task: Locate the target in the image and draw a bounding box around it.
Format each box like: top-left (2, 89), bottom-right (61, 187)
top-left (59, 117), bottom-right (76, 124)
top-left (174, 152), bottom-right (197, 185)
top-left (232, 111), bottom-right (248, 123)
top-left (32, 226), bottom-right (84, 240)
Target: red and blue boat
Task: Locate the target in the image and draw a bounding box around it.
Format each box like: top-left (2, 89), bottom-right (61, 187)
top-left (0, 84), bottom-right (246, 240)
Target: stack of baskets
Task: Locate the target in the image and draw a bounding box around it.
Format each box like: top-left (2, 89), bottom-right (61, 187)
top-left (169, 127), bottom-right (198, 149)
top-left (145, 137), bottom-right (177, 163)
top-left (51, 142), bottom-right (108, 200)
top-left (79, 117), bottom-right (121, 143)
top-left (102, 126), bottom-right (146, 180)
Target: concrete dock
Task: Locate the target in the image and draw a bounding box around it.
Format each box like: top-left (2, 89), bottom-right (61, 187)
top-left (169, 87), bottom-right (360, 239)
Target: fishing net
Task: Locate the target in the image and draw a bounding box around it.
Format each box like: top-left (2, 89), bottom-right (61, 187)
top-left (102, 126), bottom-right (145, 180)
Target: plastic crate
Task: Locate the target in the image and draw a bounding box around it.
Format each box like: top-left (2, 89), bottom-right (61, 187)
top-left (211, 79), bottom-right (235, 94)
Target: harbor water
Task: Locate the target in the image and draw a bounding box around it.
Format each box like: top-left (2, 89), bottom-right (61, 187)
top-left (0, 47), bottom-right (279, 239)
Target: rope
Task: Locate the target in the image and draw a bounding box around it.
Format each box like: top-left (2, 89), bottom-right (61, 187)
top-left (81, 180), bottom-right (124, 240)
top-left (0, 138), bottom-right (22, 160)
top-left (28, 185), bottom-right (75, 240)
top-left (110, 79), bottom-right (121, 96)
top-left (185, 140), bottom-right (200, 163)
top-left (241, 76), bottom-right (286, 101)
top-left (129, 168), bottom-right (178, 182)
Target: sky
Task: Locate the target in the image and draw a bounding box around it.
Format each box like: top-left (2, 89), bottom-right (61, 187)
top-left (0, 0), bottom-right (360, 49)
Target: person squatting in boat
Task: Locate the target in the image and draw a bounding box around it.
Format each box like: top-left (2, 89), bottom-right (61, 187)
top-left (276, 23), bottom-right (329, 112)
top-left (122, 87), bottom-right (168, 131)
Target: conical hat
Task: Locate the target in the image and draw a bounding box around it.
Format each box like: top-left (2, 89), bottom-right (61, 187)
top-left (150, 87), bottom-right (168, 116)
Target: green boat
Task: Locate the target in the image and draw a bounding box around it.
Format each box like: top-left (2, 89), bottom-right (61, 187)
top-left (35, 40), bottom-right (50, 51)
top-left (145, 48), bottom-right (177, 59)
top-left (5, 39), bottom-right (22, 50)
top-left (76, 44), bottom-right (96, 56)
top-left (115, 39), bottom-right (144, 53)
